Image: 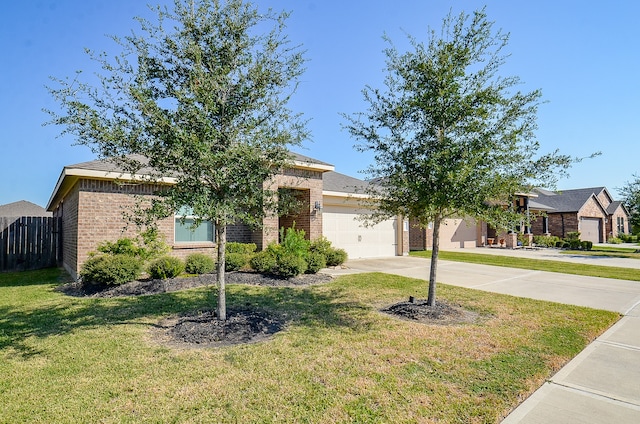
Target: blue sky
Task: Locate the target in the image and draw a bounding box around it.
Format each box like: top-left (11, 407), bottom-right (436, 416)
top-left (1, 0), bottom-right (638, 208)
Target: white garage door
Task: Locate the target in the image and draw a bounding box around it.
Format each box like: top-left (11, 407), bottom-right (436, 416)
top-left (438, 218), bottom-right (477, 249)
top-left (322, 205), bottom-right (397, 259)
top-left (580, 218), bottom-right (601, 243)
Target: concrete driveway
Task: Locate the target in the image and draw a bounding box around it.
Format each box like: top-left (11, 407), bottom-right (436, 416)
top-left (323, 254), bottom-right (640, 422)
top-left (325, 255), bottom-right (640, 314)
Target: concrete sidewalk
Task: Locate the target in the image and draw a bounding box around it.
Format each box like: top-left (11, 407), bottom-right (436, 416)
top-left (323, 255), bottom-right (640, 422)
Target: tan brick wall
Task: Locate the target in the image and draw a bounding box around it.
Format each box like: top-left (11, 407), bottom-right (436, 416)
top-left (53, 184), bottom-right (80, 279)
top-left (596, 191), bottom-right (612, 209)
top-left (74, 179), bottom-right (178, 276)
top-left (401, 218), bottom-right (410, 255)
top-left (259, 168), bottom-right (324, 250)
top-left (608, 206), bottom-right (629, 238)
top-left (55, 166), bottom-right (329, 277)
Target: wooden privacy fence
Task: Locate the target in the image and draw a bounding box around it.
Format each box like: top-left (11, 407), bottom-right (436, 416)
top-left (0, 216), bottom-right (61, 272)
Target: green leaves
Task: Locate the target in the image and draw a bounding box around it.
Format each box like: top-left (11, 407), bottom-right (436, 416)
top-left (47, 0), bottom-right (308, 320)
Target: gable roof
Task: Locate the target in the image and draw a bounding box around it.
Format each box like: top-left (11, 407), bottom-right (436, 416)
top-left (607, 200), bottom-right (629, 216)
top-left (532, 187), bottom-right (614, 214)
top-left (0, 200), bottom-right (51, 217)
top-left (47, 152), bottom-right (334, 211)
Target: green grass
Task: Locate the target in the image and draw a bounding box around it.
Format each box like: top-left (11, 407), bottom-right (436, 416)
top-left (410, 250), bottom-right (640, 282)
top-left (561, 245), bottom-right (640, 260)
top-left (0, 268), bottom-right (618, 423)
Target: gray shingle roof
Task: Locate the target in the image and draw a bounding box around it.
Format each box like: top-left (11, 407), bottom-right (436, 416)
top-left (290, 152), bottom-right (333, 167)
top-left (0, 200), bottom-right (52, 217)
top-left (607, 200), bottom-right (624, 215)
top-left (65, 152), bottom-right (333, 174)
top-left (532, 187), bottom-right (606, 213)
top-left (323, 171), bottom-right (369, 194)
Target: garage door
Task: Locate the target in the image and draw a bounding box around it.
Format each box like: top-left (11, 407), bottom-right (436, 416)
top-left (438, 218), bottom-right (477, 249)
top-left (322, 205), bottom-right (397, 259)
top-left (580, 218), bottom-right (601, 243)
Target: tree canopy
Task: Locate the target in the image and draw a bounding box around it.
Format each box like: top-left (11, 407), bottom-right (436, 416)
top-left (47, 0), bottom-right (308, 320)
top-left (344, 9), bottom-right (577, 306)
top-left (619, 175), bottom-right (640, 233)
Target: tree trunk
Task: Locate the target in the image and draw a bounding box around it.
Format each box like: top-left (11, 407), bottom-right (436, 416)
top-left (216, 222), bottom-right (227, 321)
top-left (427, 214), bottom-right (442, 307)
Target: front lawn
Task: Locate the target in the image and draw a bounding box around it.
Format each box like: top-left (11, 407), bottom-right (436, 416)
top-left (411, 250), bottom-right (640, 282)
top-left (1, 268), bottom-right (618, 423)
top-left (562, 245), bottom-right (640, 260)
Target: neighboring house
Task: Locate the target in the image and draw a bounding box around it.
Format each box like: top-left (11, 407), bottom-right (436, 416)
top-left (0, 200), bottom-right (52, 231)
top-left (47, 153), bottom-right (409, 279)
top-left (529, 187), bottom-right (630, 243)
top-left (408, 186), bottom-right (630, 250)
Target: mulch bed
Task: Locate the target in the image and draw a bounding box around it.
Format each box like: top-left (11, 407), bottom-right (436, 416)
top-left (57, 272), bottom-right (478, 348)
top-left (382, 298), bottom-right (481, 325)
top-left (57, 271), bottom-right (333, 298)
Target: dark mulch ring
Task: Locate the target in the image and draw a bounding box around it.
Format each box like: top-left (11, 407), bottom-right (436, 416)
top-left (57, 271), bottom-right (333, 298)
top-left (57, 271), bottom-right (331, 348)
top-left (153, 307), bottom-right (286, 349)
top-left (381, 298), bottom-right (481, 325)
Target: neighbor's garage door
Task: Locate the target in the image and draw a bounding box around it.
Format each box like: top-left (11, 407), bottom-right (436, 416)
top-left (322, 205), bottom-right (397, 259)
top-left (438, 218), bottom-right (478, 249)
top-left (580, 218), bottom-right (601, 243)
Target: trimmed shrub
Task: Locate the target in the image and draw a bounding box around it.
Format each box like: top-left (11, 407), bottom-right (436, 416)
top-left (250, 250), bottom-right (278, 274)
top-left (305, 251), bottom-right (327, 274)
top-left (581, 241), bottom-right (593, 251)
top-left (533, 235), bottom-right (560, 248)
top-left (568, 239), bottom-right (581, 250)
top-left (80, 254), bottom-right (142, 286)
top-left (226, 242), bottom-right (257, 255)
top-left (566, 231), bottom-right (581, 241)
top-left (225, 252), bottom-right (248, 271)
top-left (608, 237), bottom-right (623, 244)
top-left (96, 229), bottom-right (170, 262)
top-left (97, 238), bottom-right (141, 257)
top-left (325, 248), bottom-right (348, 267)
top-left (148, 256), bottom-right (184, 279)
top-left (184, 253), bottom-right (215, 274)
top-left (310, 236), bottom-right (333, 256)
top-left (274, 252), bottom-right (307, 278)
top-left (280, 226), bottom-right (310, 258)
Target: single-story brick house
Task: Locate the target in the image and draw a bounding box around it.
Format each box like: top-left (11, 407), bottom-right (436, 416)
top-left (528, 187), bottom-right (630, 243)
top-left (46, 153), bottom-right (409, 279)
top-left (409, 186), bottom-right (630, 250)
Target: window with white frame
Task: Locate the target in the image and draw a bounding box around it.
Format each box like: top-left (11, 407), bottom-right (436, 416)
top-left (174, 206), bottom-right (215, 243)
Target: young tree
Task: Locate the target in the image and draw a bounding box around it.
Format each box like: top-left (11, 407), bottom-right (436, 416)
top-left (46, 0), bottom-right (308, 320)
top-left (619, 175), bottom-right (640, 233)
top-left (344, 9), bottom-right (579, 306)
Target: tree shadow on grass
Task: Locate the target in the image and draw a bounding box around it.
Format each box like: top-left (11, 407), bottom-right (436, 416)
top-left (1, 282), bottom-right (375, 357)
